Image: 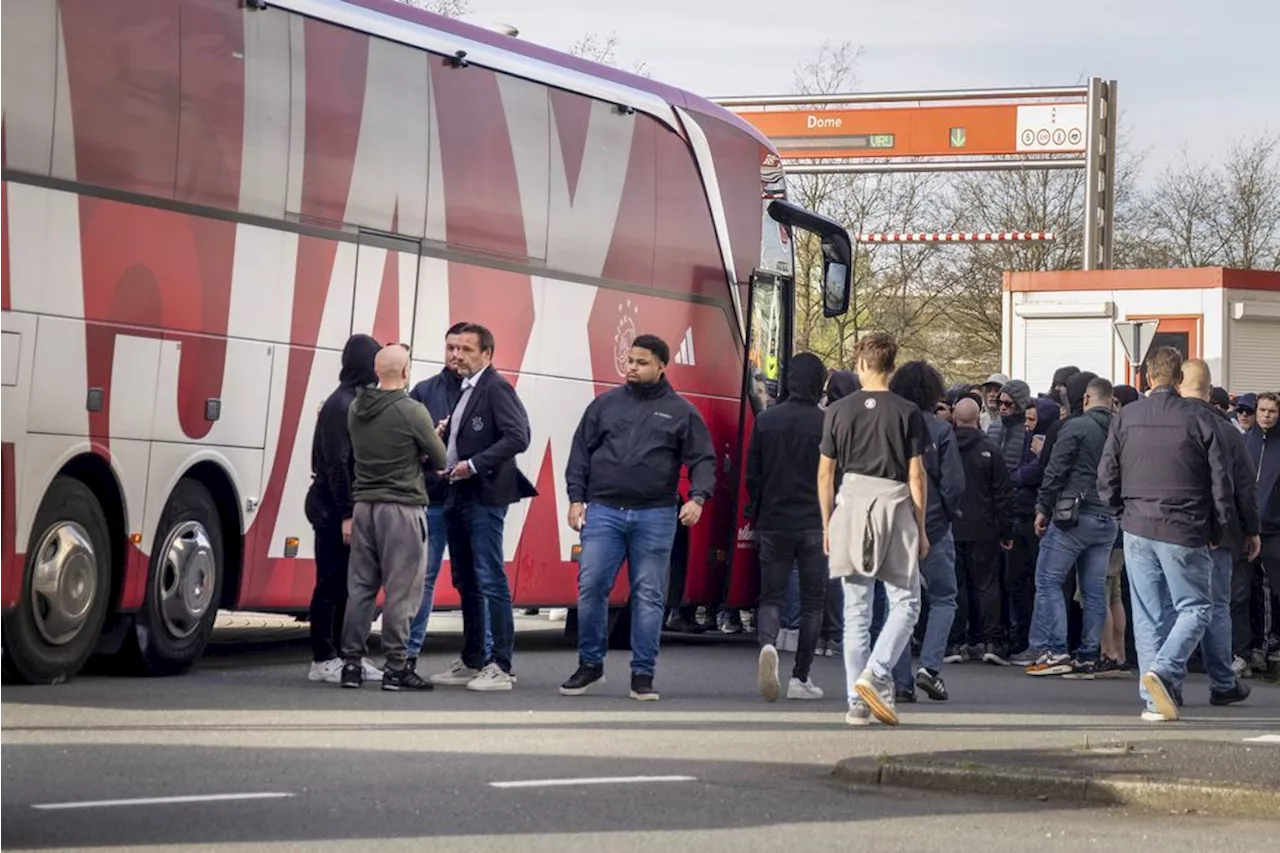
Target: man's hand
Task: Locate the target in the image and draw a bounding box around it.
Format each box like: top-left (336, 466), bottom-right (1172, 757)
top-left (435, 417), bottom-right (449, 438)
top-left (1244, 534), bottom-right (1262, 563)
top-left (919, 530), bottom-right (931, 560)
top-left (448, 461), bottom-right (473, 481)
top-left (1034, 512), bottom-right (1049, 538)
top-left (1000, 540), bottom-right (1014, 552)
top-left (341, 517), bottom-right (353, 544)
top-left (568, 502), bottom-right (586, 532)
top-left (679, 500), bottom-right (703, 527)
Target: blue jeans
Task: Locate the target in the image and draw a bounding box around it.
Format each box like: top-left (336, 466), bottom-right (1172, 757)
top-left (893, 529), bottom-right (955, 687)
top-left (1198, 548), bottom-right (1237, 694)
top-left (577, 504), bottom-right (679, 677)
top-left (407, 505), bottom-right (485, 657)
top-left (1124, 532), bottom-right (1213, 708)
top-left (843, 573), bottom-right (921, 707)
top-left (445, 499), bottom-right (513, 673)
top-left (1029, 512), bottom-right (1117, 660)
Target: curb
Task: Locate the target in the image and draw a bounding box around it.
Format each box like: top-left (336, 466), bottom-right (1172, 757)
top-left (834, 757), bottom-right (1280, 818)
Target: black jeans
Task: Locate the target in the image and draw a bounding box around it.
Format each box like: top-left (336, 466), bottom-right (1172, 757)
top-left (756, 529), bottom-right (827, 681)
top-left (446, 497), bottom-right (514, 673)
top-left (821, 578), bottom-right (844, 642)
top-left (309, 523), bottom-right (349, 663)
top-left (1231, 556), bottom-right (1258, 656)
top-left (952, 539), bottom-right (1003, 647)
top-left (1004, 517), bottom-right (1039, 654)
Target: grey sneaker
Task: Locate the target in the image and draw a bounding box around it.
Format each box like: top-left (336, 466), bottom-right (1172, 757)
top-left (845, 702), bottom-right (871, 727)
top-left (854, 669), bottom-right (899, 726)
top-left (758, 644), bottom-right (781, 702)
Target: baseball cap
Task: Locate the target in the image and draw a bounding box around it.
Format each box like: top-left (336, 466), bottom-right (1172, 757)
top-left (1236, 392), bottom-right (1257, 413)
top-left (982, 372), bottom-right (1009, 388)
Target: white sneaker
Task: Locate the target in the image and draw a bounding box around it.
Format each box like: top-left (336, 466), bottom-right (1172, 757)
top-left (787, 677), bottom-right (823, 700)
top-left (779, 628), bottom-right (799, 652)
top-left (1141, 710), bottom-right (1172, 722)
top-left (845, 702), bottom-right (871, 726)
top-left (758, 644), bottom-right (781, 702)
top-left (466, 662), bottom-right (515, 692)
top-left (308, 658), bottom-right (343, 684)
top-left (430, 658), bottom-right (483, 686)
top-left (361, 658), bottom-right (383, 680)
top-left (546, 608), bottom-right (569, 622)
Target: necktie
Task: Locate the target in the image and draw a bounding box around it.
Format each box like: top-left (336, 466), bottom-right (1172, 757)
top-left (446, 382), bottom-right (474, 470)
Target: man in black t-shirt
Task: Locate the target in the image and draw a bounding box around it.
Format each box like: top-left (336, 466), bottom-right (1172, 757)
top-left (819, 333), bottom-right (929, 727)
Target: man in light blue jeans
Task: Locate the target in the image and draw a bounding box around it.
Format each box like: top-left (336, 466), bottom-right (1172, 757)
top-left (891, 530), bottom-right (955, 697)
top-left (1097, 347), bottom-right (1238, 721)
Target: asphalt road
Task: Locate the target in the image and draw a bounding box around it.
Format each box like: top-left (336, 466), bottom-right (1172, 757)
top-left (3, 613), bottom-right (1278, 852)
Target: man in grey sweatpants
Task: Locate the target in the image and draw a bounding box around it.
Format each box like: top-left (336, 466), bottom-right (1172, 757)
top-left (340, 344), bottom-right (448, 690)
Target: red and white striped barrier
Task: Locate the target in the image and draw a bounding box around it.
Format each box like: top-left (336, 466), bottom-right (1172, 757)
top-left (855, 231), bottom-right (1056, 243)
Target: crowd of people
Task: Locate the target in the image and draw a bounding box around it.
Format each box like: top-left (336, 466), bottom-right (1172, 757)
top-left (747, 338), bottom-right (1278, 725)
top-left (301, 321), bottom-right (1279, 727)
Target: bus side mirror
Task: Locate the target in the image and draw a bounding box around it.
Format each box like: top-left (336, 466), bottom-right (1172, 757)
top-left (822, 258), bottom-right (850, 318)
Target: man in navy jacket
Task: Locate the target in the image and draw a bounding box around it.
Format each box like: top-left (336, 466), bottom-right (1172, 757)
top-left (559, 334), bottom-right (715, 701)
top-left (427, 324), bottom-right (536, 692)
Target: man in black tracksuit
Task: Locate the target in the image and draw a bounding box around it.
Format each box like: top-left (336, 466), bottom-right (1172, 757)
top-left (745, 353), bottom-right (828, 702)
top-left (560, 334), bottom-right (716, 701)
top-left (948, 397), bottom-right (1014, 663)
top-left (303, 333), bottom-right (382, 685)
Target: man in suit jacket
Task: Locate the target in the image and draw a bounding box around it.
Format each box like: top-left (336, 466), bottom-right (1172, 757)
top-left (427, 323), bottom-right (536, 692)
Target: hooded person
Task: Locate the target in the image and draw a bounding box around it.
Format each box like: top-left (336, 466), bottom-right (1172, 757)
top-left (825, 369), bottom-right (861, 406)
top-left (1040, 371), bottom-right (1096, 475)
top-left (745, 353), bottom-right (832, 702)
top-left (1003, 395), bottom-right (1059, 659)
top-left (1113, 384), bottom-right (1140, 409)
top-left (987, 379), bottom-right (1031, 472)
top-left (303, 333), bottom-right (384, 685)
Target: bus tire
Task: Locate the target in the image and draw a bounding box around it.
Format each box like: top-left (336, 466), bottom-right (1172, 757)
top-left (125, 479), bottom-right (223, 676)
top-left (1, 476), bottom-right (113, 685)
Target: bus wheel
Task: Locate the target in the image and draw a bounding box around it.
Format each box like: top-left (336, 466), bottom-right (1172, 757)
top-left (126, 480), bottom-right (223, 676)
top-left (1, 476), bottom-right (112, 684)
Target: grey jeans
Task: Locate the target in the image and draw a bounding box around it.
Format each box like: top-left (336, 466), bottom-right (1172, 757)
top-left (341, 501), bottom-right (428, 670)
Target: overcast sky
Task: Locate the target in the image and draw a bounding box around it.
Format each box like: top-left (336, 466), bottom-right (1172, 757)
top-left (469, 0), bottom-right (1275, 179)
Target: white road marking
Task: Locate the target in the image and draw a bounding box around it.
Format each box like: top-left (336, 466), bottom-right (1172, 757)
top-left (1243, 734), bottom-right (1280, 744)
top-left (490, 775), bottom-right (697, 789)
top-left (32, 792), bottom-right (294, 810)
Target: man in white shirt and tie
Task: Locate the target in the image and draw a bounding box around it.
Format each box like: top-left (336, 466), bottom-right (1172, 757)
top-left (427, 324), bottom-right (537, 691)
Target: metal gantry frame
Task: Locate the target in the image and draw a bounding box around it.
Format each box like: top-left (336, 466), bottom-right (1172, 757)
top-left (713, 78), bottom-right (1118, 270)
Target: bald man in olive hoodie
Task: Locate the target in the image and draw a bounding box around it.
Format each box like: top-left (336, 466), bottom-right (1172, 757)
top-left (340, 345), bottom-right (448, 690)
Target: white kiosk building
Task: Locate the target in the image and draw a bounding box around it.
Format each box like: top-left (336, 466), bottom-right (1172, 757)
top-left (1002, 267), bottom-right (1279, 395)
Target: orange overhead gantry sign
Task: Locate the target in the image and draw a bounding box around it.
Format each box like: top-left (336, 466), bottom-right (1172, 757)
top-left (712, 80), bottom-right (1118, 269)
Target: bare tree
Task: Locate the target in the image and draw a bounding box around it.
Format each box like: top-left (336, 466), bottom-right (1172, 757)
top-left (396, 0), bottom-right (472, 17)
top-left (567, 32), bottom-right (652, 78)
top-left (1214, 134), bottom-right (1280, 269)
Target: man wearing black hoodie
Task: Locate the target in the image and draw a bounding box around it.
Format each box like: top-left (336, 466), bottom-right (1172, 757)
top-left (303, 333), bottom-right (383, 685)
top-left (745, 353), bottom-right (829, 702)
top-left (949, 398), bottom-right (1015, 664)
top-left (340, 345), bottom-right (449, 690)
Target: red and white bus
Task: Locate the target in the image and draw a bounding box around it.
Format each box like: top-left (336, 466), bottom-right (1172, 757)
top-left (0, 0), bottom-right (851, 683)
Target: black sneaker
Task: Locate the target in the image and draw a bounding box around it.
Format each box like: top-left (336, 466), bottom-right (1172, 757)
top-left (1210, 680), bottom-right (1251, 706)
top-left (382, 666), bottom-right (433, 691)
top-left (340, 662), bottom-right (363, 689)
top-left (630, 673), bottom-right (659, 701)
top-left (1062, 659), bottom-right (1098, 679)
top-left (406, 656), bottom-right (418, 673)
top-left (560, 663), bottom-right (606, 696)
top-left (981, 643), bottom-right (1011, 666)
top-left (942, 645), bottom-right (965, 664)
top-left (915, 667), bottom-right (948, 701)
top-left (895, 688), bottom-right (917, 703)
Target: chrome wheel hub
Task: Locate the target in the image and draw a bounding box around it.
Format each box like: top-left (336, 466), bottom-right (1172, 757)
top-left (156, 521), bottom-right (215, 639)
top-left (30, 522), bottom-right (98, 646)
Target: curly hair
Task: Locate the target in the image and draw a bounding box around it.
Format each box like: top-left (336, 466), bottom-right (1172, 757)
top-left (888, 360), bottom-right (945, 412)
